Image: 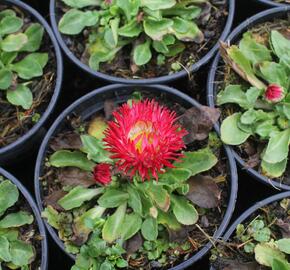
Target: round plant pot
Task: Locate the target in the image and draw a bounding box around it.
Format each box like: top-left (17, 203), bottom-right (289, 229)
top-left (49, 0), bottom-right (235, 85)
top-left (254, 0), bottom-right (289, 7)
top-left (35, 84), bottom-right (238, 269)
top-left (209, 190), bottom-right (290, 270)
top-left (0, 0), bottom-right (63, 166)
top-left (207, 6), bottom-right (290, 191)
top-left (0, 167), bottom-right (48, 270)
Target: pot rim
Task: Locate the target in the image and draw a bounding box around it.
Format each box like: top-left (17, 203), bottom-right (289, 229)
top-left (207, 6), bottom-right (290, 191)
top-left (0, 0), bottom-right (63, 160)
top-left (34, 84), bottom-right (238, 269)
top-left (0, 167), bottom-right (48, 270)
top-left (49, 0), bottom-right (235, 84)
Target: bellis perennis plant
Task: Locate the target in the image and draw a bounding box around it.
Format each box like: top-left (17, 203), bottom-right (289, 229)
top-left (45, 93), bottom-right (222, 270)
top-left (58, 0), bottom-right (209, 70)
top-left (218, 29), bottom-right (290, 178)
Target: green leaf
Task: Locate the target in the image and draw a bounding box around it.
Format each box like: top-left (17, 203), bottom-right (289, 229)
top-left (98, 188), bottom-right (129, 208)
top-left (61, 0), bottom-right (101, 8)
top-left (10, 240), bottom-right (34, 267)
top-left (144, 18), bottom-right (173, 40)
top-left (221, 113), bottom-right (251, 145)
top-left (261, 158), bottom-right (287, 178)
top-left (89, 47), bottom-right (120, 71)
top-left (120, 213), bottom-right (142, 240)
top-left (258, 61), bottom-right (288, 89)
top-left (80, 135), bottom-right (112, 163)
top-left (162, 3), bottom-right (201, 20)
top-left (58, 186), bottom-right (103, 210)
top-left (270, 30), bottom-right (290, 60)
top-left (118, 19), bottom-right (142, 37)
top-left (0, 10), bottom-right (16, 20)
top-left (41, 206), bottom-right (60, 229)
top-left (6, 84), bottom-right (33, 110)
top-left (141, 0), bottom-right (176, 10)
top-left (254, 242), bottom-right (286, 267)
top-left (276, 238), bottom-right (290, 254)
top-left (157, 211), bottom-right (181, 231)
top-left (104, 18), bottom-right (119, 48)
top-left (175, 148), bottom-right (218, 176)
top-left (0, 211), bottom-right (33, 228)
top-left (262, 129), bottom-right (290, 164)
top-left (271, 258), bottom-right (290, 270)
top-left (217, 85), bottom-right (260, 109)
top-left (0, 51), bottom-right (18, 65)
top-left (0, 68), bottom-right (12, 90)
top-left (11, 52), bottom-right (48, 80)
top-left (144, 182), bottom-right (170, 212)
top-left (1, 33), bottom-right (28, 52)
top-left (160, 168), bottom-right (192, 184)
top-left (58, 9), bottom-right (99, 35)
top-left (127, 185), bottom-right (142, 215)
top-left (102, 203), bottom-right (127, 243)
top-left (133, 39), bottom-right (152, 65)
top-left (49, 150), bottom-right (95, 171)
top-left (116, 0), bottom-right (140, 20)
top-left (239, 32), bottom-right (272, 65)
top-left (0, 16), bottom-right (23, 36)
top-left (141, 217), bottom-right (158, 241)
top-left (0, 181), bottom-right (19, 216)
top-left (171, 195), bottom-right (198, 225)
top-left (171, 17), bottom-right (202, 42)
top-left (21, 23), bottom-right (44, 52)
top-left (0, 236), bottom-right (11, 262)
top-left (253, 227), bottom-right (271, 242)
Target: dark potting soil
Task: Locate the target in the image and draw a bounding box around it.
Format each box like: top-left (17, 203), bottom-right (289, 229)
top-left (0, 5), bottom-right (57, 148)
top-left (211, 197), bottom-right (290, 270)
top-left (39, 93), bottom-right (230, 269)
top-left (55, 0), bottom-right (228, 79)
top-left (214, 18), bottom-right (290, 186)
top-left (0, 175), bottom-right (43, 270)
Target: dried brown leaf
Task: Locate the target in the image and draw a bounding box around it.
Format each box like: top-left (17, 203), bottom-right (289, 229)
top-left (50, 131), bottom-right (82, 151)
top-left (58, 168), bottom-right (95, 188)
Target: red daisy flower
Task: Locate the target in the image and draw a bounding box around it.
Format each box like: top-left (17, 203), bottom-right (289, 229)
top-left (93, 163), bottom-right (112, 185)
top-left (103, 99), bottom-right (187, 180)
top-left (264, 84), bottom-right (284, 103)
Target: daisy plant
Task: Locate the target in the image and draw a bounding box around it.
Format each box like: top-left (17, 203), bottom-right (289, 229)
top-left (218, 29), bottom-right (290, 178)
top-left (58, 0), bottom-right (208, 70)
top-left (43, 95), bottom-right (222, 270)
top-left (0, 9), bottom-right (48, 110)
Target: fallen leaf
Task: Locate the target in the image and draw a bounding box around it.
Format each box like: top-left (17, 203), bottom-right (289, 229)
top-left (221, 259), bottom-right (262, 270)
top-left (104, 99), bottom-right (116, 120)
top-left (186, 175), bottom-right (221, 208)
top-left (178, 106), bottom-right (220, 144)
top-left (124, 232), bottom-right (143, 254)
top-left (50, 131), bottom-right (82, 151)
top-left (276, 217), bottom-right (290, 238)
top-left (58, 168), bottom-right (95, 188)
top-left (44, 190), bottom-right (67, 211)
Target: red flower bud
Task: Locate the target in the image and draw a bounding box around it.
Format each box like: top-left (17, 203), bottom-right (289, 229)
top-left (93, 163), bottom-right (112, 185)
top-left (264, 84), bottom-right (284, 103)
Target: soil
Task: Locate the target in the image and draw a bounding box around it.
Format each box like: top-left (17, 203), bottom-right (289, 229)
top-left (38, 92), bottom-right (232, 269)
top-left (0, 5), bottom-right (57, 148)
top-left (211, 197), bottom-right (290, 270)
top-left (213, 18), bottom-right (290, 186)
top-left (0, 176), bottom-right (43, 270)
top-left (55, 0), bottom-right (228, 79)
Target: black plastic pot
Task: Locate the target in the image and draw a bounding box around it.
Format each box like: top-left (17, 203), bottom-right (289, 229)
top-left (0, 167), bottom-right (48, 270)
top-left (207, 7), bottom-right (290, 191)
top-left (0, 0), bottom-right (63, 166)
top-left (255, 0), bottom-right (289, 7)
top-left (210, 191), bottom-right (290, 270)
top-left (49, 0), bottom-right (235, 85)
top-left (34, 84), bottom-right (238, 269)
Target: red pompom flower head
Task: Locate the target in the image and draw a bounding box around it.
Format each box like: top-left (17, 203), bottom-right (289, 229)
top-left (264, 84), bottom-right (284, 103)
top-left (93, 163), bottom-right (112, 185)
top-left (103, 99), bottom-right (187, 180)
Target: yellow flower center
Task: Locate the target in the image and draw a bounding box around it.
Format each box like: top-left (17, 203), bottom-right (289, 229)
top-left (128, 121), bottom-right (154, 152)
